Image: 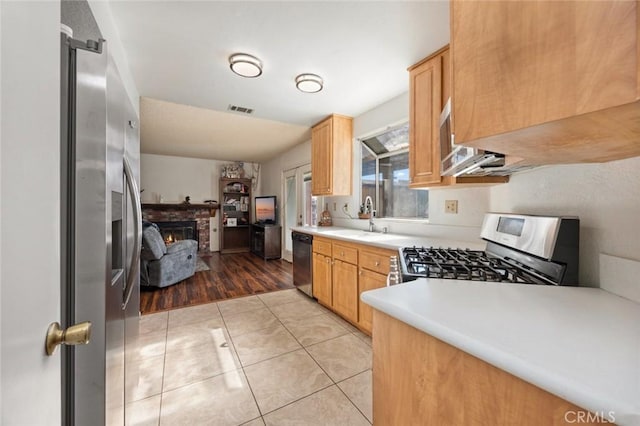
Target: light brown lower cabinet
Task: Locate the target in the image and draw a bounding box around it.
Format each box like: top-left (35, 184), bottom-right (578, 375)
top-left (312, 252), bottom-right (332, 307)
top-left (331, 258), bottom-right (358, 323)
top-left (372, 310), bottom-right (612, 425)
top-left (310, 236), bottom-right (395, 334)
top-left (357, 269), bottom-right (387, 334)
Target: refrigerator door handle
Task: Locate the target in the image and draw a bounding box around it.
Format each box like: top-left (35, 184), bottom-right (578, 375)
top-left (123, 157), bottom-right (142, 309)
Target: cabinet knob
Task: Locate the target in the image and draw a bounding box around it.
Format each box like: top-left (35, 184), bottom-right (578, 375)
top-left (375, 261), bottom-right (380, 267)
top-left (341, 251), bottom-right (345, 256)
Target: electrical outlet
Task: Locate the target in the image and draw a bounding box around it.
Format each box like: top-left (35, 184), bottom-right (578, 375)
top-left (445, 200), bottom-right (458, 214)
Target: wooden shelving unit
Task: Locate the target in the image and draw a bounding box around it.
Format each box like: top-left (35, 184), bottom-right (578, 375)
top-left (219, 178), bottom-right (252, 254)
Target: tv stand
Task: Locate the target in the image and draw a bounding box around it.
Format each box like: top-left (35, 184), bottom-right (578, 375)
top-left (250, 224), bottom-right (281, 260)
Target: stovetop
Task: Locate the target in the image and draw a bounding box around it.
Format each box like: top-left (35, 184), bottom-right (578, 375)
top-left (400, 247), bottom-right (545, 285)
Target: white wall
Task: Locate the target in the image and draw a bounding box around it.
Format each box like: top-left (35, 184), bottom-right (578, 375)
top-left (326, 92), bottom-right (488, 242)
top-left (140, 153), bottom-right (259, 204)
top-left (88, 0), bottom-right (140, 115)
top-left (140, 154), bottom-right (260, 251)
top-left (261, 140), bottom-right (311, 207)
top-left (262, 88), bottom-right (640, 290)
top-left (260, 92), bottom-right (489, 243)
top-left (490, 157), bottom-right (640, 287)
top-left (353, 92), bottom-right (409, 138)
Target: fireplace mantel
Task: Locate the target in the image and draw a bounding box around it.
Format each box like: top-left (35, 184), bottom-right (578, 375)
top-left (142, 203), bottom-right (219, 217)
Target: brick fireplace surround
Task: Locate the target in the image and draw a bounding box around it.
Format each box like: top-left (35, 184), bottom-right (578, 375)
top-left (142, 203), bottom-right (218, 252)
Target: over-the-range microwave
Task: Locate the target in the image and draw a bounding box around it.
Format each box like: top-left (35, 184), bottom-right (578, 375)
top-left (439, 99), bottom-right (533, 177)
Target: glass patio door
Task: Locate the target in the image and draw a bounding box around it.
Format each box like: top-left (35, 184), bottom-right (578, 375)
top-left (282, 164), bottom-right (314, 262)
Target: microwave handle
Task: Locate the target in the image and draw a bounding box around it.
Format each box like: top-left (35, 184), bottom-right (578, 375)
top-left (453, 155), bottom-right (499, 177)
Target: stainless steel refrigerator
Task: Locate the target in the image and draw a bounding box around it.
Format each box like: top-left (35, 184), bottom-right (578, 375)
top-left (60, 21), bottom-right (141, 425)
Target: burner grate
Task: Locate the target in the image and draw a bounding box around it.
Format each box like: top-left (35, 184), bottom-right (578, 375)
top-left (402, 247), bottom-right (539, 284)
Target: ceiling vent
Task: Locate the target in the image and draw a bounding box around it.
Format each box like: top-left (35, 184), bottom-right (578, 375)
top-left (228, 104), bottom-right (254, 115)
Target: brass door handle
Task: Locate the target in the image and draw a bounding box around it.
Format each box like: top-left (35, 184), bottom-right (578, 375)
top-left (45, 321), bottom-right (92, 356)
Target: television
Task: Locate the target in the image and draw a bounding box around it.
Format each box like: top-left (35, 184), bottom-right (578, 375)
top-left (255, 195), bottom-right (277, 225)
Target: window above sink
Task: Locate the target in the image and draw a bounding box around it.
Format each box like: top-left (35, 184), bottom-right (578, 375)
top-left (360, 122), bottom-right (428, 220)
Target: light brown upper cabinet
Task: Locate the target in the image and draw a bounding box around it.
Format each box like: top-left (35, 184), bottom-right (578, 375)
top-left (311, 114), bottom-right (353, 196)
top-left (409, 47), bottom-right (447, 187)
top-left (409, 46), bottom-right (508, 188)
top-left (451, 1), bottom-right (640, 164)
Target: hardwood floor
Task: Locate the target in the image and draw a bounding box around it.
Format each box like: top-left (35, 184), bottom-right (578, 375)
top-left (140, 252), bottom-right (294, 315)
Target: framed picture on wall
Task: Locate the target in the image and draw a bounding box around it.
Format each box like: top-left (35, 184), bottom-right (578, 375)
top-left (227, 218), bottom-right (237, 227)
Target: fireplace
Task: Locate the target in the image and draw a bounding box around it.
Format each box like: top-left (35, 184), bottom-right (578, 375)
top-left (155, 221), bottom-right (198, 248)
top-left (142, 204), bottom-right (215, 251)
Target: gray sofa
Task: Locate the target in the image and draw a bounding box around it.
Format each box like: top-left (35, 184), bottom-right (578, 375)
top-left (140, 223), bottom-right (198, 288)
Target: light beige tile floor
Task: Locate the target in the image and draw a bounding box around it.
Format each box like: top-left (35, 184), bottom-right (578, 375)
top-left (127, 289), bottom-right (373, 426)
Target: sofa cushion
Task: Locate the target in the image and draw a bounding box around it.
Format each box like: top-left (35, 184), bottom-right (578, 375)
top-left (142, 239), bottom-right (198, 287)
top-left (166, 239), bottom-right (198, 254)
top-left (141, 225), bottom-right (167, 260)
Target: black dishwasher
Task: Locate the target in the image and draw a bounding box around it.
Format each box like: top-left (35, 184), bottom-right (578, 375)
top-left (292, 231), bottom-right (313, 297)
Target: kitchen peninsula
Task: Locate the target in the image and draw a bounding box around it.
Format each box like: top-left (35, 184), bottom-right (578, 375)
top-left (362, 280), bottom-right (640, 425)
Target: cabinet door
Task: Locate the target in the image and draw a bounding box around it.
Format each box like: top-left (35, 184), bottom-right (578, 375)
top-left (312, 252), bottom-right (332, 307)
top-left (409, 53), bottom-right (443, 187)
top-left (311, 119), bottom-right (332, 195)
top-left (332, 259), bottom-right (358, 323)
top-left (451, 1), bottom-right (639, 164)
top-left (358, 269), bottom-right (387, 334)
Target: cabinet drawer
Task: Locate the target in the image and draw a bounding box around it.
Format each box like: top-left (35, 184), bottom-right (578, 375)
top-left (359, 249), bottom-right (396, 275)
top-left (313, 238), bottom-right (332, 256)
top-left (333, 243), bottom-right (358, 264)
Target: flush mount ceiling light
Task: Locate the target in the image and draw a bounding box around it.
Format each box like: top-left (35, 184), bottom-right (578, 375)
top-left (295, 73), bottom-right (323, 93)
top-left (229, 53), bottom-right (262, 78)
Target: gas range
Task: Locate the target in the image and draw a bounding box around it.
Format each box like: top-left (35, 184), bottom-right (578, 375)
top-left (401, 247), bottom-right (543, 284)
top-left (398, 213), bottom-right (580, 286)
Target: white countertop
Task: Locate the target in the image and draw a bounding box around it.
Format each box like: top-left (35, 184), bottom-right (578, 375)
top-left (361, 279), bottom-right (640, 425)
top-left (291, 225), bottom-right (486, 251)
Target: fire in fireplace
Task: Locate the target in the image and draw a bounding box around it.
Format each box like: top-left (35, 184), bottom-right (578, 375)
top-left (154, 221), bottom-right (199, 248)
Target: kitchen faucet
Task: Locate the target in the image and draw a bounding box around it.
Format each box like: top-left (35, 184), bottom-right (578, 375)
top-left (364, 196), bottom-right (376, 232)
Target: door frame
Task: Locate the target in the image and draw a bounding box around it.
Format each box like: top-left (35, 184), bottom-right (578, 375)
top-left (281, 163), bottom-right (312, 262)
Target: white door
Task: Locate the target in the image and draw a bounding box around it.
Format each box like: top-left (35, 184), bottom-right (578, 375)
top-left (282, 165), bottom-right (314, 262)
top-left (1, 1), bottom-right (63, 423)
top-left (283, 169), bottom-right (297, 262)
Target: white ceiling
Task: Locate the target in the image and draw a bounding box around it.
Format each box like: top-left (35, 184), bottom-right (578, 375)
top-left (109, 1), bottom-right (450, 162)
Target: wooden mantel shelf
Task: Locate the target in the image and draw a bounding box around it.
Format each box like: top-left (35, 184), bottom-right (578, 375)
top-left (142, 203), bottom-right (219, 217)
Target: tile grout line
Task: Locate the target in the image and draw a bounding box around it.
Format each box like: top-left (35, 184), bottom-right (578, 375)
top-left (294, 304), bottom-right (373, 423)
top-left (252, 296), bottom-right (343, 418)
top-left (260, 383), bottom-right (336, 418)
top-left (146, 291), bottom-right (370, 424)
top-left (218, 300), bottom-right (266, 419)
top-left (264, 297), bottom-right (373, 422)
top-left (335, 378), bottom-right (373, 425)
top-left (157, 311), bottom-right (170, 426)
top-left (159, 306), bottom-right (242, 394)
